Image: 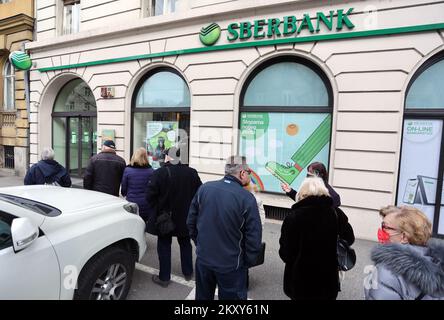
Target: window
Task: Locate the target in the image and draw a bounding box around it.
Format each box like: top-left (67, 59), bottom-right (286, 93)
top-left (4, 146), bottom-right (14, 169)
top-left (62, 0), bottom-right (80, 35)
top-left (132, 68), bottom-right (190, 169)
top-left (397, 52), bottom-right (444, 237)
top-left (145, 0), bottom-right (181, 16)
top-left (0, 211), bottom-right (14, 251)
top-left (3, 61), bottom-right (15, 111)
top-left (239, 57), bottom-right (333, 193)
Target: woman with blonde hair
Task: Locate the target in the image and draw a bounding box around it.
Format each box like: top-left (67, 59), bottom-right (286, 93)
top-left (279, 177), bottom-right (352, 300)
top-left (121, 147), bottom-right (154, 222)
top-left (365, 206), bottom-right (444, 300)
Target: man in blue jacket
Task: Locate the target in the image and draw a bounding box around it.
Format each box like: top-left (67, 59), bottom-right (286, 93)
top-left (187, 155), bottom-right (262, 300)
top-left (24, 147), bottom-right (71, 187)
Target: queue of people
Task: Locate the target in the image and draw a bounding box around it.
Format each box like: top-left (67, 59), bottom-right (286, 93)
top-left (22, 143), bottom-right (444, 300)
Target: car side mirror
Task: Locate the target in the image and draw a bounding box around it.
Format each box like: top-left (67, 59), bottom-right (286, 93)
top-left (11, 217), bottom-right (39, 253)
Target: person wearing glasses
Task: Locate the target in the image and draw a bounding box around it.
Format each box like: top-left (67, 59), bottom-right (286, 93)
top-left (187, 156), bottom-right (262, 300)
top-left (364, 206), bottom-right (444, 300)
top-left (281, 162), bottom-right (341, 208)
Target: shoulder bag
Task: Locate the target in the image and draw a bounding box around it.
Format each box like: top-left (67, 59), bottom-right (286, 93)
top-left (335, 208), bottom-right (356, 271)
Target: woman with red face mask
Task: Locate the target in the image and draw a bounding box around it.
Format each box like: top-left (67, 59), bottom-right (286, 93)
top-left (364, 206), bottom-right (444, 300)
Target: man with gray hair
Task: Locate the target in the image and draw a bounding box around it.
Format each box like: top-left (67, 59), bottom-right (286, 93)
top-left (24, 147), bottom-right (71, 187)
top-left (187, 155), bottom-right (262, 300)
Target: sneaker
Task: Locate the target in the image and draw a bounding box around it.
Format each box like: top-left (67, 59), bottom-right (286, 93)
top-left (152, 275), bottom-right (170, 288)
top-left (265, 161), bottom-right (299, 185)
top-left (184, 274), bottom-right (193, 281)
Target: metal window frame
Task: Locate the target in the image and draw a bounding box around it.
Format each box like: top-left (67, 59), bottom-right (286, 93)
top-left (51, 79), bottom-right (97, 177)
top-left (398, 51), bottom-right (444, 238)
top-left (130, 67), bottom-right (191, 162)
top-left (3, 61), bottom-right (15, 111)
top-left (238, 56), bottom-right (334, 195)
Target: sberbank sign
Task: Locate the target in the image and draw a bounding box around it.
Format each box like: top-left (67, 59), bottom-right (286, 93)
top-left (228, 8), bottom-right (355, 41)
top-left (199, 8), bottom-right (355, 46)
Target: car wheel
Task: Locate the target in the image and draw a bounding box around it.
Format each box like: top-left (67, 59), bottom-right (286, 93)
top-left (74, 246), bottom-right (135, 300)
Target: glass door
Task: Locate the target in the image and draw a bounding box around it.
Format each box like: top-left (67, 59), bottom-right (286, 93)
top-left (69, 117), bottom-right (79, 176)
top-left (80, 117), bottom-right (97, 176)
top-left (67, 117), bottom-right (97, 177)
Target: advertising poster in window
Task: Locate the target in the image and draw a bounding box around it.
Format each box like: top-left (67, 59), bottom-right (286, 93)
top-left (397, 119), bottom-right (443, 229)
top-left (239, 112), bottom-right (331, 193)
top-left (146, 121), bottom-right (178, 169)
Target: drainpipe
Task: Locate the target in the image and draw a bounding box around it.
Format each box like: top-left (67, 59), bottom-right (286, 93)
top-left (21, 41), bottom-right (31, 176)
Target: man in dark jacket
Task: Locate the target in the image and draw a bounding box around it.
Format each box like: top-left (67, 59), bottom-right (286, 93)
top-left (146, 147), bottom-right (202, 287)
top-left (24, 147), bottom-right (71, 187)
top-left (83, 140), bottom-right (126, 196)
top-left (187, 155), bottom-right (262, 300)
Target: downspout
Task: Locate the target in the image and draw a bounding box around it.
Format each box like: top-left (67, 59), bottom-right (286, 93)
top-left (21, 41), bottom-right (31, 176)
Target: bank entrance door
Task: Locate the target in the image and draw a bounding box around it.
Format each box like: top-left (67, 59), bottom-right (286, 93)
top-left (52, 79), bottom-right (98, 177)
top-left (68, 117), bottom-right (97, 177)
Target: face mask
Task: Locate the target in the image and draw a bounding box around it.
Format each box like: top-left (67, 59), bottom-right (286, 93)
top-left (377, 228), bottom-right (390, 244)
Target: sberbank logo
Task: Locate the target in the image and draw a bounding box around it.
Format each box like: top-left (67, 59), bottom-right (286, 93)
top-left (199, 23), bottom-right (221, 46)
top-left (9, 51), bottom-right (32, 70)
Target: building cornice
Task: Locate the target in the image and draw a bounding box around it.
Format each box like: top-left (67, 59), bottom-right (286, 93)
top-left (0, 14), bottom-right (34, 35)
top-left (25, 0), bottom-right (307, 51)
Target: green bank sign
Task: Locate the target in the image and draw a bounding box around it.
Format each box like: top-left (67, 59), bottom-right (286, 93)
top-left (200, 8), bottom-right (355, 45)
top-left (9, 51), bottom-right (32, 70)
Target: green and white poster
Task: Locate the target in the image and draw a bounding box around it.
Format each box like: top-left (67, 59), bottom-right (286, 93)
top-left (240, 112), bottom-right (331, 193)
top-left (146, 121), bottom-right (178, 169)
top-left (397, 119), bottom-right (444, 233)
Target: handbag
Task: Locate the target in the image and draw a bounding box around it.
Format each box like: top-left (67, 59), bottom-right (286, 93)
top-left (155, 210), bottom-right (175, 236)
top-left (337, 237), bottom-right (356, 271)
top-left (155, 167), bottom-right (175, 236)
top-left (335, 209), bottom-right (356, 271)
top-left (251, 242), bottom-right (266, 267)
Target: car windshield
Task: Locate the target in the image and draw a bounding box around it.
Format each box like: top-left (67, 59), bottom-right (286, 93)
top-left (0, 194), bottom-right (62, 217)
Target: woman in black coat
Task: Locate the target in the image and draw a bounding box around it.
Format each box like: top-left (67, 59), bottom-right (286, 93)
top-left (279, 177), bottom-right (353, 300)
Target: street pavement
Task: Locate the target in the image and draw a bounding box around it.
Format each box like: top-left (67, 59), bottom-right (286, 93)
top-left (0, 171), bottom-right (375, 300)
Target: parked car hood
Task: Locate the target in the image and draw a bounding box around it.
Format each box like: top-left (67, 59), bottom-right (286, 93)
top-left (0, 186), bottom-right (126, 214)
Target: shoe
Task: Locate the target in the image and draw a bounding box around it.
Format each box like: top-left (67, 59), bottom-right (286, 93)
top-left (265, 161), bottom-right (299, 185)
top-left (184, 274), bottom-right (193, 281)
top-left (152, 275), bottom-right (170, 288)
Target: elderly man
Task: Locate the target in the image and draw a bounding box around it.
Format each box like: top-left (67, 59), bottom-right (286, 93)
top-left (187, 155), bottom-right (262, 300)
top-left (83, 140), bottom-right (126, 196)
top-left (24, 147), bottom-right (71, 187)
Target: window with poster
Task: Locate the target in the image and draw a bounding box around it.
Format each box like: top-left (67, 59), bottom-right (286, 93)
top-left (397, 52), bottom-right (444, 237)
top-left (239, 56), bottom-right (333, 194)
top-left (132, 68), bottom-right (190, 169)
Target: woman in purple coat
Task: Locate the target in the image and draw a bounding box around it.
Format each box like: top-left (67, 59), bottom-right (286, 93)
top-left (121, 147), bottom-right (154, 221)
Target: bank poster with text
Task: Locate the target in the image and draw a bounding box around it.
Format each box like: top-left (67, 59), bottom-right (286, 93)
top-left (239, 112), bottom-right (331, 193)
top-left (146, 121), bottom-right (178, 169)
top-left (397, 119), bottom-right (444, 233)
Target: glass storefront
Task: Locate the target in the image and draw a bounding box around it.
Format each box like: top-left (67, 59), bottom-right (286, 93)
top-left (239, 57), bottom-right (333, 193)
top-left (132, 69), bottom-right (190, 169)
top-left (52, 79), bottom-right (97, 177)
top-left (398, 55), bottom-right (444, 236)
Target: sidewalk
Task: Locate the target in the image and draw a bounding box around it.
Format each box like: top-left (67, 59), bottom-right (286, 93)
top-left (0, 170), bottom-right (374, 300)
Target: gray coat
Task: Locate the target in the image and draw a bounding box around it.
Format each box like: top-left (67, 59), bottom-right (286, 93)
top-left (364, 240), bottom-right (444, 300)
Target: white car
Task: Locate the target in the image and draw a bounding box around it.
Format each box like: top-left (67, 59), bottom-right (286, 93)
top-left (0, 186), bottom-right (147, 300)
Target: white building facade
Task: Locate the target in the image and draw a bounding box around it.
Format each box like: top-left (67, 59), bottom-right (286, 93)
top-left (27, 0), bottom-right (444, 240)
